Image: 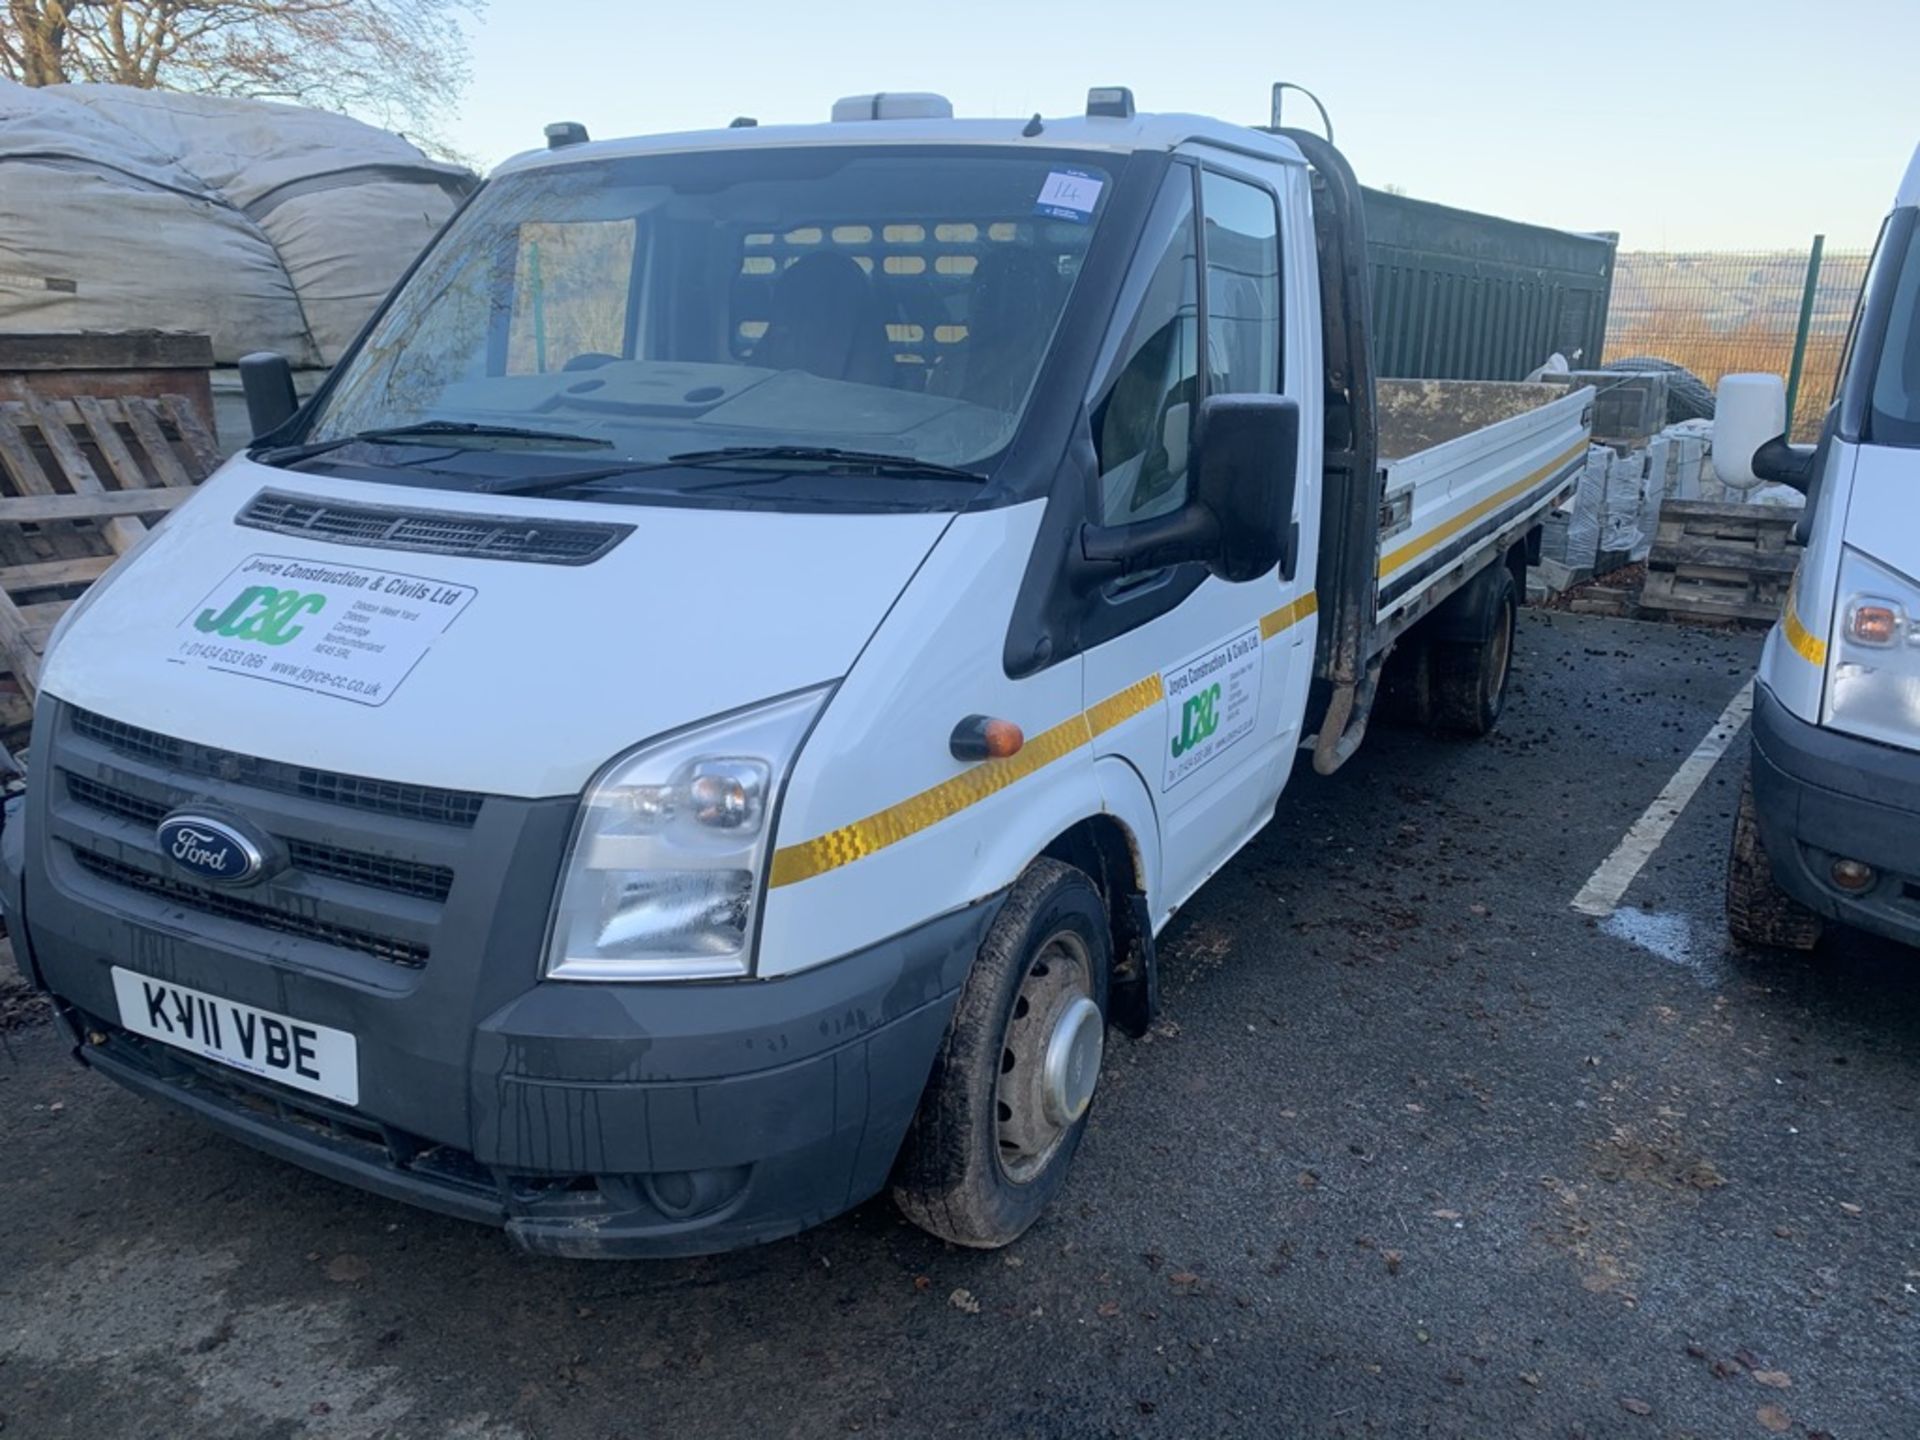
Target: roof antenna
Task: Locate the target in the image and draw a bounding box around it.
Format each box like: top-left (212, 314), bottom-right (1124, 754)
top-left (1022, 113), bottom-right (1044, 137)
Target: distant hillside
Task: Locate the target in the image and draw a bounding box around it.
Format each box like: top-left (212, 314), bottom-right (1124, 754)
top-left (1609, 251), bottom-right (1871, 337)
top-left (1603, 249), bottom-right (1873, 440)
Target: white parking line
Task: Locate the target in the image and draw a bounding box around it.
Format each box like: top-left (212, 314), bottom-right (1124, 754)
top-left (1570, 680), bottom-right (1755, 918)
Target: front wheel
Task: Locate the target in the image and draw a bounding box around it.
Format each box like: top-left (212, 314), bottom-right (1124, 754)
top-left (892, 858), bottom-right (1110, 1248)
top-left (1726, 763), bottom-right (1822, 951)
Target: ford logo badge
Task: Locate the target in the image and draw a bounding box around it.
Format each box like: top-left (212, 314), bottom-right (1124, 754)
top-left (157, 811), bottom-right (268, 886)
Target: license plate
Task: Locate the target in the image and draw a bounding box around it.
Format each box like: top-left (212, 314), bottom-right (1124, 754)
top-left (111, 967), bottom-right (359, 1106)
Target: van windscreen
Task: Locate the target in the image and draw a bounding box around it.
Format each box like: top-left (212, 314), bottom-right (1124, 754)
top-left (1868, 222), bottom-right (1920, 448)
top-left (305, 146), bottom-right (1116, 481)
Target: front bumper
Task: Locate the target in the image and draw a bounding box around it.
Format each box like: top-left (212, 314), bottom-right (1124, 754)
top-left (1750, 682), bottom-right (1920, 947)
top-left (12, 696), bottom-right (999, 1256)
top-left (36, 899), bottom-right (994, 1257)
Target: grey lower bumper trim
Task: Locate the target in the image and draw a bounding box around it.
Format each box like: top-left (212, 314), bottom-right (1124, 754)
top-left (58, 896), bottom-right (1004, 1257)
top-left (79, 1025), bottom-right (507, 1230)
top-left (1751, 683), bottom-right (1920, 945)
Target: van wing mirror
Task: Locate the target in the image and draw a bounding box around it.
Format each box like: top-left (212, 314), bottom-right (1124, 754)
top-left (239, 351), bottom-right (299, 441)
top-left (1192, 395), bottom-right (1299, 582)
top-left (1715, 373), bottom-right (1813, 494)
top-left (1080, 394), bottom-right (1300, 583)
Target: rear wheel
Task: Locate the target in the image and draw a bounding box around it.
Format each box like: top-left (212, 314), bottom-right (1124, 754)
top-left (1726, 763), bottom-right (1822, 951)
top-left (893, 858), bottom-right (1110, 1248)
top-left (1433, 565), bottom-right (1518, 736)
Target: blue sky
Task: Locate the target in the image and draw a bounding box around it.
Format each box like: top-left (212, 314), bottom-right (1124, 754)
top-left (446, 0), bottom-right (1917, 251)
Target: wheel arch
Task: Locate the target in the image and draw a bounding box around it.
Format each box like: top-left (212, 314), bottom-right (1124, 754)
top-left (1036, 803), bottom-right (1159, 1038)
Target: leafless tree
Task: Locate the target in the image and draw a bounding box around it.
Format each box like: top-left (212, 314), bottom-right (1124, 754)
top-left (1, 1), bottom-right (480, 134)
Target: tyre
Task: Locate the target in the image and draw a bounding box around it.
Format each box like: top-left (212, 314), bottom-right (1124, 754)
top-left (1601, 356), bottom-right (1715, 423)
top-left (1432, 565), bottom-right (1517, 737)
top-left (1726, 763), bottom-right (1822, 951)
top-left (1375, 635), bottom-right (1435, 728)
top-left (893, 858), bottom-right (1110, 1248)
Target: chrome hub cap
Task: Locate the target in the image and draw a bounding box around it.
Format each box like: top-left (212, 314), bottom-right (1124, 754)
top-left (1042, 996), bottom-right (1104, 1128)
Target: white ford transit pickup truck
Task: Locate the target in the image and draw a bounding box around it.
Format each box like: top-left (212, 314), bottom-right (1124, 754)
top-left (4, 90), bottom-right (1592, 1255)
top-left (1717, 141), bottom-right (1920, 952)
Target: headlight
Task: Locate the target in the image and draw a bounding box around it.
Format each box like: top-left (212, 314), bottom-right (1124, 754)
top-left (1824, 547), bottom-right (1920, 747)
top-left (544, 687), bottom-right (828, 981)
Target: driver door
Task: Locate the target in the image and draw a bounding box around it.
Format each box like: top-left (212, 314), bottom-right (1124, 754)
top-left (1081, 156), bottom-right (1311, 919)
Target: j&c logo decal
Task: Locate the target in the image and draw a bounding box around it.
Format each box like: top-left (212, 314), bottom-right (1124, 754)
top-left (195, 586), bottom-right (326, 646)
top-left (1171, 682), bottom-right (1222, 758)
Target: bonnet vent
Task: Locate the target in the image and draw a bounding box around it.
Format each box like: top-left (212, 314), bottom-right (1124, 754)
top-left (237, 489), bottom-right (633, 566)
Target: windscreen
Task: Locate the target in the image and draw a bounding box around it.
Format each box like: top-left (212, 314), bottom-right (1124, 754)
top-left (307, 146), bottom-right (1116, 474)
top-left (1868, 220), bottom-right (1920, 448)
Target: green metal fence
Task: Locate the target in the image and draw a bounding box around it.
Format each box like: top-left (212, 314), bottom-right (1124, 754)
top-left (1603, 242), bottom-right (1873, 440)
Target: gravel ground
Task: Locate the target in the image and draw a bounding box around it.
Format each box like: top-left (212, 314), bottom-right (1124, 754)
top-left (1, 610), bottom-right (1915, 1440)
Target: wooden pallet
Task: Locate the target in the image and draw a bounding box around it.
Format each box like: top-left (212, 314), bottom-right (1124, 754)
top-left (0, 393), bottom-right (217, 722)
top-left (1, 332), bottom-right (216, 440)
top-left (1638, 499), bottom-right (1803, 625)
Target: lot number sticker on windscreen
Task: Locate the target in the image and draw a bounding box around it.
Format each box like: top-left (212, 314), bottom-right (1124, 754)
top-left (174, 554), bottom-right (474, 706)
top-left (1163, 628), bottom-right (1262, 790)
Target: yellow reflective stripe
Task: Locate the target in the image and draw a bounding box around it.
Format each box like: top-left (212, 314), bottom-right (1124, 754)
top-left (768, 591), bottom-right (1318, 887)
top-left (1783, 607), bottom-right (1827, 665)
top-left (1261, 589), bottom-right (1318, 640)
top-left (1782, 576), bottom-right (1828, 667)
top-left (1088, 673), bottom-right (1163, 737)
top-left (768, 708), bottom-right (1096, 887)
top-left (1378, 439), bottom-right (1589, 579)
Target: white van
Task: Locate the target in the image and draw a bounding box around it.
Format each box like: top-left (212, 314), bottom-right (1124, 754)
top-left (1717, 143), bottom-right (1920, 952)
top-left (4, 91), bottom-right (1591, 1255)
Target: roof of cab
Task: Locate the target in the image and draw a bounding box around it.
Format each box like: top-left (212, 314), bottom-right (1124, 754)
top-left (492, 110), bottom-right (1308, 178)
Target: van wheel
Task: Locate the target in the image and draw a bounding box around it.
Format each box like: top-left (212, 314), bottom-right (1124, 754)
top-left (1433, 566), bottom-right (1517, 736)
top-left (1375, 637), bottom-right (1435, 728)
top-left (1726, 764), bottom-right (1822, 951)
top-left (892, 858), bottom-right (1110, 1249)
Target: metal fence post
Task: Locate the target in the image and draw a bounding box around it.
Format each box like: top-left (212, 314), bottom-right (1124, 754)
top-left (1784, 234), bottom-right (1825, 437)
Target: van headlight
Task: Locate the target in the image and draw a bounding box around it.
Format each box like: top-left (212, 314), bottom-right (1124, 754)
top-left (1823, 548), bottom-right (1920, 746)
top-left (544, 688), bottom-right (828, 981)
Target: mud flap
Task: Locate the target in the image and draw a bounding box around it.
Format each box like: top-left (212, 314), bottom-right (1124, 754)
top-left (1107, 891), bottom-right (1159, 1038)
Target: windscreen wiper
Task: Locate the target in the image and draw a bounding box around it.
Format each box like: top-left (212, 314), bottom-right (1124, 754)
top-left (667, 445), bottom-right (986, 482)
top-left (252, 435), bottom-right (984, 500)
top-left (475, 445), bottom-right (989, 501)
top-left (473, 460), bottom-right (685, 497)
top-left (255, 420), bottom-right (613, 466)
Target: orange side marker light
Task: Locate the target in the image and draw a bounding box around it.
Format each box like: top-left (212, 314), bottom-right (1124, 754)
top-left (950, 714), bottom-right (1025, 762)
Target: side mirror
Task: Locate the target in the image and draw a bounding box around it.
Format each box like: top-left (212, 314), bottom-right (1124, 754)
top-left (1082, 394), bottom-right (1300, 583)
top-left (239, 351), bottom-right (299, 440)
top-left (1714, 373), bottom-right (1813, 494)
top-left (1193, 394), bottom-right (1300, 582)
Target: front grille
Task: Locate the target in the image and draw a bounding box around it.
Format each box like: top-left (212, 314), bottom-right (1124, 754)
top-left (238, 488), bottom-right (633, 566)
top-left (65, 774), bottom-right (455, 903)
top-left (66, 773), bottom-right (164, 824)
top-left (285, 843), bottom-right (452, 903)
top-left (72, 850), bottom-right (431, 968)
top-left (70, 707), bottom-right (484, 828)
